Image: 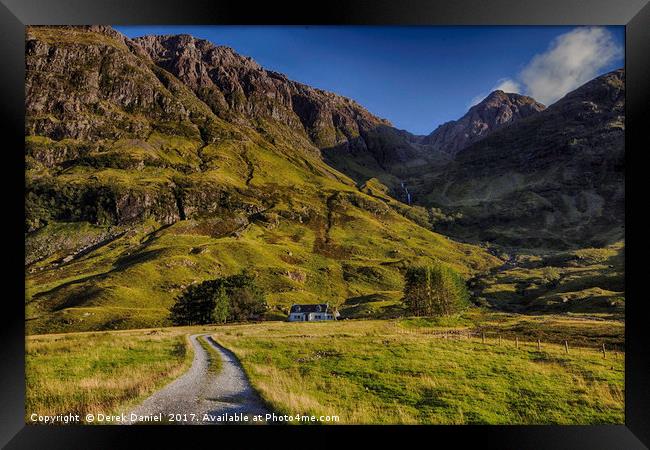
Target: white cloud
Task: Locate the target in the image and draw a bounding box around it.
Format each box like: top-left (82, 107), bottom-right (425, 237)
top-left (519, 27), bottom-right (622, 105)
top-left (468, 27), bottom-right (622, 108)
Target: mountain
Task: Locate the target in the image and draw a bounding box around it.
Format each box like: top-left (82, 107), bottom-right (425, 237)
top-left (408, 69), bottom-right (625, 249)
top-left (24, 26), bottom-right (625, 333)
top-left (24, 26), bottom-right (500, 333)
top-left (421, 90), bottom-right (546, 156)
top-left (309, 90), bottom-right (547, 205)
top-left (135, 34), bottom-right (431, 162)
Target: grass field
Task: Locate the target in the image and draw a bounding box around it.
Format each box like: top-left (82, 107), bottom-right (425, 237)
top-left (213, 318), bottom-right (624, 424)
top-left (25, 311), bottom-right (624, 425)
top-left (25, 329), bottom-right (192, 421)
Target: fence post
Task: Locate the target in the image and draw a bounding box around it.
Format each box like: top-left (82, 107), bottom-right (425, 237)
top-left (537, 339), bottom-right (541, 351)
top-left (602, 343), bottom-right (606, 359)
top-left (515, 336), bottom-right (519, 349)
top-left (482, 333), bottom-right (485, 344)
top-left (498, 335), bottom-right (501, 345)
top-left (564, 340), bottom-right (569, 354)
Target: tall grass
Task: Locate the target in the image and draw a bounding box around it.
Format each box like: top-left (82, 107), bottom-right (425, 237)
top-left (25, 329), bottom-right (192, 421)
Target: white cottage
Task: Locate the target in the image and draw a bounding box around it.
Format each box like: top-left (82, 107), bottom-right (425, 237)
top-left (287, 304), bottom-right (338, 322)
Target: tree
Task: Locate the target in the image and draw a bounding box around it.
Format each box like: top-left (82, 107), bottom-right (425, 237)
top-left (170, 271), bottom-right (267, 326)
top-left (212, 284), bottom-right (230, 324)
top-left (402, 263), bottom-right (469, 316)
top-left (169, 282), bottom-right (216, 325)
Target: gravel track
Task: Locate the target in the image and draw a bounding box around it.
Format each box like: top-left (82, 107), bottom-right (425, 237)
top-left (125, 334), bottom-right (270, 425)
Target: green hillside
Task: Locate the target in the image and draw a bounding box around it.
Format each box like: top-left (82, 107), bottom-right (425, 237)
top-left (25, 26), bottom-right (499, 334)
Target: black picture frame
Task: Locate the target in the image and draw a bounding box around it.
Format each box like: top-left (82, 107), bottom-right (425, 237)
top-left (2, 0), bottom-right (648, 448)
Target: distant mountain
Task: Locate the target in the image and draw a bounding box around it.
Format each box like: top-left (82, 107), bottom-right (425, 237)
top-left (409, 69), bottom-right (625, 249)
top-left (421, 90), bottom-right (546, 156)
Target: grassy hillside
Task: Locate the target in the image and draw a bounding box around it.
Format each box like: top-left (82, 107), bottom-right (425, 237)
top-left (26, 172), bottom-right (499, 334)
top-left (25, 26), bottom-right (501, 334)
top-left (470, 242), bottom-right (624, 316)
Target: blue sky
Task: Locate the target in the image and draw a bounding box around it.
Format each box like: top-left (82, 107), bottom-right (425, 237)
top-left (115, 26), bottom-right (624, 135)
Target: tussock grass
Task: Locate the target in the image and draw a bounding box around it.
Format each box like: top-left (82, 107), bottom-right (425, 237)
top-left (25, 312), bottom-right (624, 425)
top-left (473, 241), bottom-right (624, 315)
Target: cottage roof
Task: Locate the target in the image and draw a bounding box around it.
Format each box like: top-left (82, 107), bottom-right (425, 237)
top-left (290, 304), bottom-right (329, 314)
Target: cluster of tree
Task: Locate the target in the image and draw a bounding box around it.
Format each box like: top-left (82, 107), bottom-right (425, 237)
top-left (402, 263), bottom-right (469, 316)
top-left (170, 271), bottom-right (267, 326)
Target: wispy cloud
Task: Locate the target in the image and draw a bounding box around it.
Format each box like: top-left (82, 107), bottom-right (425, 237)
top-left (519, 27), bottom-right (622, 105)
top-left (469, 27), bottom-right (622, 107)
top-left (493, 78), bottom-right (521, 94)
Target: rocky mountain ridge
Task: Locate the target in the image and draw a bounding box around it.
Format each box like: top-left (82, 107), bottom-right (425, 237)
top-left (421, 90), bottom-right (546, 156)
top-left (408, 68), bottom-right (625, 249)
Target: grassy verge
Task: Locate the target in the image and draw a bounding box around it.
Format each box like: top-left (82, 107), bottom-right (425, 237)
top-left (213, 318), bottom-right (624, 424)
top-left (25, 328), bottom-right (193, 422)
top-left (198, 335), bottom-right (223, 374)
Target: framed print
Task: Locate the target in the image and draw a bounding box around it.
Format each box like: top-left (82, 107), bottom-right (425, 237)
top-left (1, 0), bottom-right (648, 448)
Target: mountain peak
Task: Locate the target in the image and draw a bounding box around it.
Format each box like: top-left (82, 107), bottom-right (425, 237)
top-left (422, 90), bottom-right (546, 156)
top-left (475, 90), bottom-right (543, 109)
top-left (133, 33), bottom-right (396, 151)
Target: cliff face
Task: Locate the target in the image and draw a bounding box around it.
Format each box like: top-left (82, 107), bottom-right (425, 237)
top-left (411, 69), bottom-right (625, 249)
top-left (421, 90), bottom-right (546, 156)
top-left (25, 26), bottom-right (198, 143)
top-left (130, 33), bottom-right (434, 185)
top-left (134, 34), bottom-right (399, 151)
top-left (26, 26), bottom-right (252, 231)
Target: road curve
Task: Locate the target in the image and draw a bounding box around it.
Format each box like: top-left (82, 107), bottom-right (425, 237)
top-left (125, 334), bottom-right (271, 425)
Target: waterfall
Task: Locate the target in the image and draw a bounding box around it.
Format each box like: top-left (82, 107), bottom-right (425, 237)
top-left (400, 180), bottom-right (411, 205)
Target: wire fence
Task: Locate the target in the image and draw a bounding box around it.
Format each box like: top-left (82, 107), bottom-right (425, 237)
top-left (394, 326), bottom-right (625, 359)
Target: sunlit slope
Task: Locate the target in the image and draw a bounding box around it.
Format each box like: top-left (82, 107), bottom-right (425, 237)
top-left (25, 26), bottom-right (500, 334)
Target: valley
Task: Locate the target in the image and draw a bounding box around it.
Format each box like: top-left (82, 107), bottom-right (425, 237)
top-left (23, 25), bottom-right (626, 427)
top-left (24, 25), bottom-right (624, 334)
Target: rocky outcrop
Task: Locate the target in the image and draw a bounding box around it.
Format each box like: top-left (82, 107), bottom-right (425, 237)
top-left (25, 27), bottom-right (198, 142)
